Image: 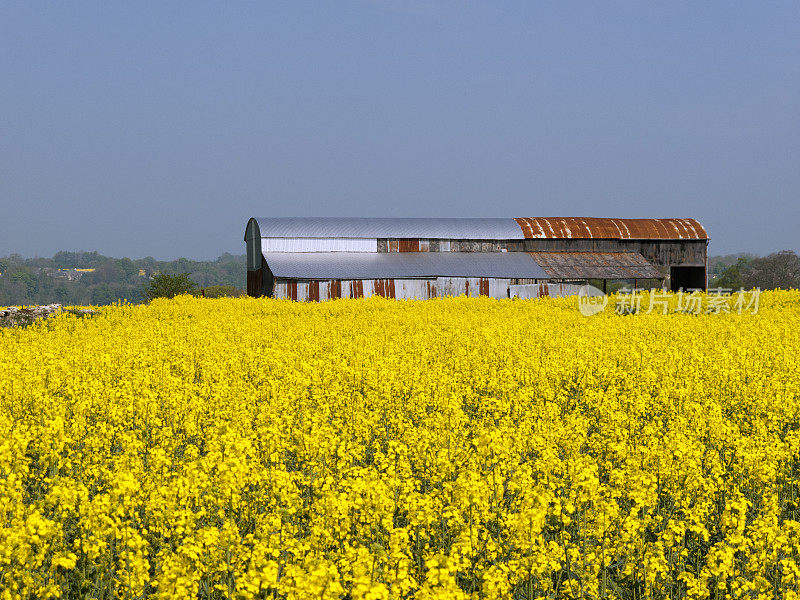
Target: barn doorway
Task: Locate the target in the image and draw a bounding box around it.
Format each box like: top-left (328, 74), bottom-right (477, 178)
top-left (670, 266), bottom-right (706, 292)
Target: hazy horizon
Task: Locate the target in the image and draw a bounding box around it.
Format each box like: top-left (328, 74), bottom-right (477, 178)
top-left (2, 2), bottom-right (798, 260)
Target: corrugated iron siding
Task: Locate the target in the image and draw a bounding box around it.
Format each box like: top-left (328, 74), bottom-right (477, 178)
top-left (450, 240), bottom-right (507, 252)
top-left (261, 237), bottom-right (377, 253)
top-left (514, 217), bottom-right (707, 240)
top-left (382, 239), bottom-right (439, 252)
top-left (272, 278), bottom-right (549, 301)
top-left (509, 283), bottom-right (586, 299)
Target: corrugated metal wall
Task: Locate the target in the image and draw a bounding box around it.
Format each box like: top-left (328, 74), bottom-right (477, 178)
top-left (259, 237), bottom-right (704, 267)
top-left (261, 238), bottom-right (378, 253)
top-left (273, 279), bottom-right (431, 301)
top-left (378, 239), bottom-right (452, 252)
top-left (509, 283), bottom-right (586, 299)
top-left (271, 278), bottom-right (572, 301)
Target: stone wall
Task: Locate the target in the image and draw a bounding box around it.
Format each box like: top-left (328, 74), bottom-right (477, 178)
top-left (0, 304), bottom-right (96, 328)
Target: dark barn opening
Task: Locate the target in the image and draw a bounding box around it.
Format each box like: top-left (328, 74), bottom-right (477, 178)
top-left (246, 269), bottom-right (262, 297)
top-left (670, 266), bottom-right (706, 292)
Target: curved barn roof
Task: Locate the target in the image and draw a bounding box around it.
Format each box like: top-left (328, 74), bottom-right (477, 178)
top-left (251, 217), bottom-right (524, 240)
top-left (514, 217), bottom-right (707, 240)
top-left (248, 217), bottom-right (708, 241)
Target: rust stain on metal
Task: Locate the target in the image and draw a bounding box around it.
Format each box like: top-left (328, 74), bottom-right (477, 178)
top-left (465, 280), bottom-right (470, 296)
top-left (479, 278), bottom-right (490, 296)
top-left (514, 217), bottom-right (707, 240)
top-left (426, 281), bottom-right (437, 298)
top-left (328, 280), bottom-right (341, 299)
top-left (374, 279), bottom-right (395, 298)
top-left (399, 239), bottom-right (420, 252)
top-left (308, 281), bottom-right (320, 302)
top-left (288, 281), bottom-right (297, 301)
top-left (349, 280), bottom-right (364, 298)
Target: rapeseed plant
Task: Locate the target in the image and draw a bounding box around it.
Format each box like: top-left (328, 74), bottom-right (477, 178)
top-left (0, 292), bottom-right (798, 598)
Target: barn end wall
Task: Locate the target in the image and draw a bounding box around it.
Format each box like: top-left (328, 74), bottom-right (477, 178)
top-left (245, 219), bottom-right (263, 297)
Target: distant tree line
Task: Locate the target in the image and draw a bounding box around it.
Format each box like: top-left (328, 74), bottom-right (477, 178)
top-left (1, 249), bottom-right (797, 307)
top-left (710, 250), bottom-right (800, 291)
top-left (0, 251), bottom-right (246, 306)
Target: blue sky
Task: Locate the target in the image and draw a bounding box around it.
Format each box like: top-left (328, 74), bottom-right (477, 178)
top-left (1, 1), bottom-right (798, 259)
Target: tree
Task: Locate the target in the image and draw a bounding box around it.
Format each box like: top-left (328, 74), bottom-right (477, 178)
top-left (53, 251), bottom-right (80, 269)
top-left (116, 258), bottom-right (137, 279)
top-left (201, 285), bottom-right (246, 298)
top-left (85, 259), bottom-right (123, 285)
top-left (91, 284), bottom-right (117, 306)
top-left (713, 257), bottom-right (753, 290)
top-left (53, 283), bottom-right (74, 306)
top-left (142, 272), bottom-right (197, 301)
top-left (53, 250), bottom-right (105, 269)
top-left (742, 250), bottom-right (800, 290)
top-left (11, 269), bottom-right (37, 298)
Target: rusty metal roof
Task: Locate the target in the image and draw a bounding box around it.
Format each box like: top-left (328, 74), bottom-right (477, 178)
top-left (515, 217), bottom-right (707, 240)
top-left (249, 217), bottom-right (708, 241)
top-left (528, 252), bottom-right (663, 280)
top-left (264, 252), bottom-right (548, 280)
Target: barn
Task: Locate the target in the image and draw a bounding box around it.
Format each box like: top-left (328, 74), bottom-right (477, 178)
top-left (244, 217), bottom-right (708, 300)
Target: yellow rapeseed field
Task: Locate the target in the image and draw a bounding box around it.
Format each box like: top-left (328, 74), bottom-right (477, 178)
top-left (1, 292), bottom-right (800, 599)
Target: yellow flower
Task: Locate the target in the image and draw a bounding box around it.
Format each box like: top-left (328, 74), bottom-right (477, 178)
top-left (0, 291), bottom-right (799, 597)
